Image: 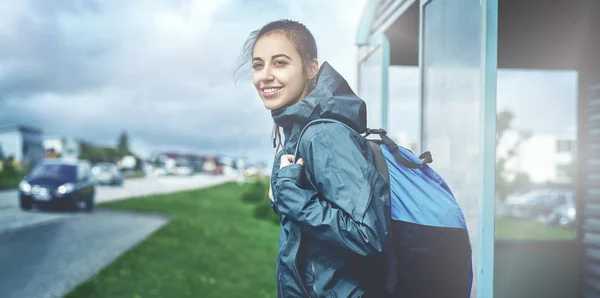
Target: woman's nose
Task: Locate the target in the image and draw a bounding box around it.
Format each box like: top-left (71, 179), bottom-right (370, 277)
top-left (261, 67), bottom-right (275, 81)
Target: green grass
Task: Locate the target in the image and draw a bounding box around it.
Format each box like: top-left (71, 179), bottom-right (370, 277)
top-left (123, 171), bottom-right (146, 179)
top-left (0, 172), bottom-right (25, 190)
top-left (496, 217), bottom-right (575, 240)
top-left (65, 182), bottom-right (280, 298)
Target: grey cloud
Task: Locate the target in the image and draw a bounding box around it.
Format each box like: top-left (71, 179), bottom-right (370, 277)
top-left (0, 0), bottom-right (115, 99)
top-left (0, 0), bottom-right (367, 163)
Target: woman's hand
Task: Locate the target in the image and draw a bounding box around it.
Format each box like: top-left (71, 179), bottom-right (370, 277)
top-left (272, 155), bottom-right (304, 203)
top-left (280, 154), bottom-right (304, 168)
top-left (272, 155), bottom-right (304, 202)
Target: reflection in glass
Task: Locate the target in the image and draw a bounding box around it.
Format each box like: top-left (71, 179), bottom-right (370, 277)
top-left (495, 69), bottom-right (578, 239)
top-left (422, 0), bottom-right (481, 296)
top-left (388, 66), bottom-right (419, 152)
top-left (359, 47), bottom-right (383, 129)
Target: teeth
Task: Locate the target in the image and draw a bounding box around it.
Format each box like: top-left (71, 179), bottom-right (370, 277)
top-left (263, 88), bottom-right (281, 94)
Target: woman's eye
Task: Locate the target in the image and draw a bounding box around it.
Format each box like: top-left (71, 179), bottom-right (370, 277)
top-left (274, 60), bottom-right (287, 66)
top-left (253, 63), bottom-right (263, 70)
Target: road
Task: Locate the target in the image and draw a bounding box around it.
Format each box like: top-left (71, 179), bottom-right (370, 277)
top-left (0, 174), bottom-right (235, 234)
top-left (0, 174), bottom-right (235, 298)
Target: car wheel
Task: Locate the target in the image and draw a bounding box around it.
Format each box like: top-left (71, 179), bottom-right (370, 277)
top-left (85, 197), bottom-right (95, 212)
top-left (20, 199), bottom-right (33, 211)
top-left (559, 216), bottom-right (571, 228)
top-left (70, 197), bottom-right (80, 212)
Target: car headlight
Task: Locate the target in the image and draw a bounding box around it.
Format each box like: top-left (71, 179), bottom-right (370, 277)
top-left (19, 181), bottom-right (31, 193)
top-left (57, 183), bottom-right (75, 195)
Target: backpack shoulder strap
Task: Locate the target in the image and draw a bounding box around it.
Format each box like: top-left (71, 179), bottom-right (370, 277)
top-left (293, 118), bottom-right (354, 163)
top-left (367, 140), bottom-right (390, 183)
top-left (378, 133), bottom-right (433, 169)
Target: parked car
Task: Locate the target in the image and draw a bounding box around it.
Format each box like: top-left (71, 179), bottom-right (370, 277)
top-left (174, 165), bottom-right (194, 176)
top-left (91, 162), bottom-right (124, 186)
top-left (18, 159), bottom-right (95, 211)
top-left (504, 188), bottom-right (574, 219)
top-left (539, 199), bottom-right (577, 228)
top-left (173, 159), bottom-right (194, 176)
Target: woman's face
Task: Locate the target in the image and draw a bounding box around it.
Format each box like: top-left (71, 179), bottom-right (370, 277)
top-left (252, 33), bottom-right (315, 110)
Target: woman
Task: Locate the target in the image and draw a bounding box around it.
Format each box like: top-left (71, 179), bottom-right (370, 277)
top-left (237, 19), bottom-right (390, 298)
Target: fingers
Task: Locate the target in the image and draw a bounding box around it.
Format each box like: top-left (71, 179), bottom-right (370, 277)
top-left (280, 154), bottom-right (293, 164)
top-left (280, 154), bottom-right (304, 169)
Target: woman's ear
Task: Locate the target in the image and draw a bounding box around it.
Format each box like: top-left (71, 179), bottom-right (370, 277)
top-left (309, 58), bottom-right (319, 80)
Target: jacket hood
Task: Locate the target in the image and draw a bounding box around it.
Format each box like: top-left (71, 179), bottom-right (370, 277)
top-left (271, 61), bottom-right (367, 148)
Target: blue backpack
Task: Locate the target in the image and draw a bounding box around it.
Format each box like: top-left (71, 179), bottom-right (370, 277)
top-left (295, 118), bottom-right (473, 298)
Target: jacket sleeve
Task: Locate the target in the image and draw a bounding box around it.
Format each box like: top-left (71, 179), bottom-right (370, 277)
top-left (272, 127), bottom-right (390, 257)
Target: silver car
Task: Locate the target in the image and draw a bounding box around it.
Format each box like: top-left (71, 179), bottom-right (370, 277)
top-left (91, 162), bottom-right (124, 186)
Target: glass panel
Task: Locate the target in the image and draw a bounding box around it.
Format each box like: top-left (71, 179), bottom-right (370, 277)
top-left (495, 69), bottom-right (578, 239)
top-left (388, 66), bottom-right (420, 152)
top-left (422, 0), bottom-right (481, 295)
top-left (359, 47), bottom-right (383, 129)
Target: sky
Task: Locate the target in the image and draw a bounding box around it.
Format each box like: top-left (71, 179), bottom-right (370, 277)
top-left (0, 0), bottom-right (579, 167)
top-left (0, 0), bottom-right (368, 165)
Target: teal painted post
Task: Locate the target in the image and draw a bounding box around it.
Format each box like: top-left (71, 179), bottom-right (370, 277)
top-left (478, 0), bottom-right (498, 297)
top-left (381, 35), bottom-right (390, 131)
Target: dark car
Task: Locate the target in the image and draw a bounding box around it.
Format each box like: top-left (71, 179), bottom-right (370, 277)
top-left (18, 159), bottom-right (95, 211)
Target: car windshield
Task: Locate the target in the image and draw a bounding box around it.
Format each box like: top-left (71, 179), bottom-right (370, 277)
top-left (526, 192), bottom-right (551, 203)
top-left (29, 163), bottom-right (77, 181)
top-left (94, 164), bottom-right (115, 172)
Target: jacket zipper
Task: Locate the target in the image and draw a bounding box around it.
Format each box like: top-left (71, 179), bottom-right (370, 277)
top-left (294, 233), bottom-right (312, 298)
top-left (278, 273), bottom-right (284, 298)
top-left (311, 260), bottom-right (318, 297)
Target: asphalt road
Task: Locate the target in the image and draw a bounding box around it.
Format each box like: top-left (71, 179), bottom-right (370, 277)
top-left (0, 174), bottom-right (235, 298)
top-left (0, 174), bottom-right (234, 234)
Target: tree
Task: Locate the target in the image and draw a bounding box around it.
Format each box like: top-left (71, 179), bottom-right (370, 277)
top-left (118, 131), bottom-right (129, 151)
top-left (496, 110), bottom-right (515, 142)
top-left (496, 109), bottom-right (532, 200)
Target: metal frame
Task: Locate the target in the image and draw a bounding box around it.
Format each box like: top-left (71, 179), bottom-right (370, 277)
top-left (478, 1), bottom-right (498, 298)
top-left (356, 0), bottom-right (382, 46)
top-left (356, 32), bottom-right (391, 131)
top-left (417, 0), bottom-right (429, 153)
top-left (381, 35), bottom-right (391, 131)
top-left (371, 0), bottom-right (418, 37)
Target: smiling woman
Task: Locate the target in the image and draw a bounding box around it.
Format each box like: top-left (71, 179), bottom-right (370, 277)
top-left (235, 20), bottom-right (320, 152)
top-left (235, 19), bottom-right (392, 298)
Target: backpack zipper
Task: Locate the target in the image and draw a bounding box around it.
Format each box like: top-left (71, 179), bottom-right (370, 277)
top-left (294, 233), bottom-right (312, 298)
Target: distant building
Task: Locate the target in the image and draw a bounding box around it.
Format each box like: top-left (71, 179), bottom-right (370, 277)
top-left (43, 136), bottom-right (81, 159)
top-left (151, 152), bottom-right (203, 174)
top-left (0, 124), bottom-right (45, 170)
top-left (498, 130), bottom-right (577, 184)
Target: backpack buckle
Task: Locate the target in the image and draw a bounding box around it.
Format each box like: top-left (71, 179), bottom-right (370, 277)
top-left (419, 151), bottom-right (433, 164)
top-left (365, 128), bottom-right (387, 137)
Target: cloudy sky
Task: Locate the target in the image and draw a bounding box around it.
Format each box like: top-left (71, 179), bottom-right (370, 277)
top-left (0, 0), bottom-right (579, 166)
top-left (0, 0), bottom-right (367, 164)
